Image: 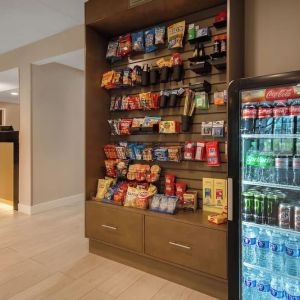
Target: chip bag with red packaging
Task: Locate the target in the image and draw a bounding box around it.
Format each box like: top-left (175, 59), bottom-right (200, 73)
top-left (206, 141), bottom-right (221, 166)
top-left (118, 33), bottom-right (132, 56)
top-left (113, 182), bottom-right (128, 205)
top-left (175, 182), bottom-right (187, 207)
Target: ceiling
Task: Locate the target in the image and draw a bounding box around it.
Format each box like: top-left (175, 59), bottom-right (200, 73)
top-left (0, 0), bottom-right (85, 54)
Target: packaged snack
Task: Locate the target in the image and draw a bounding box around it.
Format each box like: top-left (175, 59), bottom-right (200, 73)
top-left (106, 40), bottom-right (120, 62)
top-left (112, 96), bottom-right (121, 111)
top-left (212, 121), bottom-right (225, 137)
top-left (142, 147), bottom-right (153, 161)
top-left (154, 147), bottom-right (168, 161)
top-left (159, 195), bottom-right (169, 212)
top-left (105, 159), bottom-right (118, 177)
top-left (183, 191), bottom-right (198, 211)
top-left (108, 119), bottom-right (120, 135)
top-left (165, 173), bottom-right (175, 185)
top-left (176, 182), bottom-right (187, 198)
top-left (214, 179), bottom-right (227, 208)
top-left (127, 96), bottom-right (141, 110)
top-left (170, 53), bottom-right (183, 66)
top-left (110, 97), bottom-right (116, 111)
top-left (96, 179), bottom-right (111, 199)
top-left (195, 141), bottom-right (206, 161)
top-left (206, 141), bottom-right (221, 166)
top-left (184, 141), bottom-right (195, 160)
top-left (165, 183), bottom-right (175, 196)
top-left (132, 65), bottom-right (142, 86)
top-left (127, 144), bottom-right (136, 160)
top-left (134, 144), bottom-right (145, 160)
top-left (151, 164), bottom-right (161, 174)
top-left (124, 187), bottom-right (140, 207)
top-left (203, 178), bottom-right (214, 206)
top-left (155, 26), bottom-right (166, 45)
top-left (208, 213), bottom-right (227, 225)
top-left (159, 121), bottom-right (180, 134)
top-left (167, 21), bottom-right (186, 49)
top-left (151, 92), bottom-right (160, 109)
top-left (188, 24), bottom-right (195, 40)
top-left (166, 196), bottom-right (178, 214)
top-left (113, 182), bottom-right (128, 205)
top-left (131, 118), bottom-right (143, 132)
top-left (122, 68), bottom-right (132, 87)
top-left (147, 184), bottom-right (157, 196)
top-left (104, 177), bottom-right (115, 186)
top-left (131, 31), bottom-right (145, 52)
top-left (118, 33), bottom-right (131, 56)
top-left (102, 183), bottom-right (118, 204)
top-left (116, 160), bottom-right (129, 179)
top-left (101, 70), bottom-right (116, 89)
top-left (116, 146), bottom-right (127, 160)
top-left (201, 121), bottom-right (213, 136)
top-left (145, 28), bottom-right (157, 53)
top-left (214, 91), bottom-right (225, 105)
top-left (156, 58), bottom-right (172, 68)
top-left (136, 182), bottom-right (149, 190)
top-left (104, 144), bottom-right (117, 159)
top-left (142, 116), bottom-right (161, 129)
top-left (195, 92), bottom-right (209, 109)
top-left (167, 146), bottom-right (182, 162)
top-left (135, 164), bottom-right (148, 182)
top-left (119, 119), bottom-right (132, 135)
top-left (197, 27), bottom-right (211, 39)
top-left (136, 190), bottom-right (150, 209)
top-left (112, 69), bottom-right (123, 88)
top-left (139, 92), bottom-right (152, 110)
top-left (150, 194), bottom-right (162, 211)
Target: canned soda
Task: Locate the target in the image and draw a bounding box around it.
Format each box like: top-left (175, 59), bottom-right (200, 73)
top-left (254, 194), bottom-right (265, 224)
top-left (294, 205), bottom-right (300, 231)
top-left (278, 203), bottom-right (293, 229)
top-left (242, 192), bottom-right (254, 221)
top-left (266, 194), bottom-right (278, 225)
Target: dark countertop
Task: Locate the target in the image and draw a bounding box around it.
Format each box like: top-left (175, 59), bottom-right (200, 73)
top-left (0, 131), bottom-right (19, 143)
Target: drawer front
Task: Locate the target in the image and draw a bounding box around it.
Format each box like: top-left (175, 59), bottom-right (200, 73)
top-left (86, 202), bottom-right (143, 253)
top-left (145, 216), bottom-right (227, 279)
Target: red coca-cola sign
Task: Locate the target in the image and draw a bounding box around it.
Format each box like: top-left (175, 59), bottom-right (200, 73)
top-left (242, 108), bottom-right (257, 119)
top-left (265, 87), bottom-right (295, 101)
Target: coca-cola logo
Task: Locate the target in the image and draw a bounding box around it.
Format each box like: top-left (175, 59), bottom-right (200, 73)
top-left (258, 107), bottom-right (273, 118)
top-left (265, 87), bottom-right (295, 100)
top-left (290, 105), bottom-right (300, 116)
top-left (273, 106), bottom-right (289, 117)
top-left (242, 108), bottom-right (257, 118)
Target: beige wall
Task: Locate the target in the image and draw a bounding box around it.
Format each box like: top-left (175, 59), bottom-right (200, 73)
top-left (0, 143), bottom-right (13, 202)
top-left (31, 63), bottom-right (84, 205)
top-left (245, 0), bottom-right (300, 77)
top-left (0, 102), bottom-right (20, 130)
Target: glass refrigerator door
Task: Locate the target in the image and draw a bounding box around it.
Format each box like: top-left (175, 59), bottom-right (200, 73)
top-left (240, 85), bottom-right (300, 299)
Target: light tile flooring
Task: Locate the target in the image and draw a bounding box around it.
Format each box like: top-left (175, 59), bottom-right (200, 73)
top-left (0, 202), bottom-right (217, 300)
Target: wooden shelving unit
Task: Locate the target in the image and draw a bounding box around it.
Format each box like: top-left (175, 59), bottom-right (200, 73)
top-left (85, 1), bottom-right (244, 299)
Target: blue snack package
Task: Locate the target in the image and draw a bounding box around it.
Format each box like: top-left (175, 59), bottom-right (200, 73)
top-left (166, 196), bottom-right (178, 214)
top-left (128, 144), bottom-right (136, 160)
top-left (145, 28), bottom-right (157, 53)
top-left (134, 144), bottom-right (145, 160)
top-left (154, 147), bottom-right (168, 161)
top-left (132, 31), bottom-right (145, 52)
top-left (149, 194), bottom-right (162, 211)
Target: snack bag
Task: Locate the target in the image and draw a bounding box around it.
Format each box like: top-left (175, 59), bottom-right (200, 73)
top-left (102, 183), bottom-right (118, 204)
top-left (142, 147), bottom-right (153, 161)
top-left (208, 213), bottom-right (227, 225)
top-left (214, 91), bottom-right (225, 106)
top-left (166, 196), bottom-right (178, 214)
top-left (116, 146), bottom-right (127, 160)
top-left (195, 92), bottom-right (209, 109)
top-left (106, 40), bottom-right (120, 62)
top-left (119, 119), bottom-right (132, 135)
top-left (212, 121), bottom-right (225, 137)
top-left (116, 160), bottom-right (129, 179)
top-left (154, 147), bottom-right (168, 161)
top-left (155, 26), bottom-right (166, 45)
top-left (167, 146), bottom-right (182, 162)
top-left (101, 70), bottom-right (116, 89)
top-left (167, 21), bottom-right (186, 49)
top-left (175, 182), bottom-right (187, 204)
top-left (195, 141), bottom-right (206, 161)
top-left (104, 144), bottom-right (118, 159)
top-left (150, 194), bottom-right (162, 211)
top-left (206, 141), bottom-right (221, 166)
top-left (105, 160), bottom-right (118, 177)
top-left (184, 141), bottom-right (195, 160)
top-left (136, 190), bottom-right (150, 209)
top-left (118, 33), bottom-right (131, 56)
top-left (132, 31), bottom-right (145, 52)
top-left (159, 195), bottom-right (169, 212)
top-left (203, 178), bottom-right (214, 206)
top-left (113, 182), bottom-right (128, 205)
top-left (122, 68), bottom-right (132, 87)
top-left (201, 122), bottom-right (213, 136)
top-left (145, 28), bottom-right (157, 53)
top-left (124, 187), bottom-right (140, 207)
top-left (132, 65), bottom-right (142, 86)
top-left (183, 191), bottom-right (198, 211)
top-left (96, 179), bottom-right (111, 199)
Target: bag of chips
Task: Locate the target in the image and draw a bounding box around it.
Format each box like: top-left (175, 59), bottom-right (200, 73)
top-left (118, 33), bottom-right (131, 56)
top-left (133, 144), bottom-right (145, 160)
top-left (154, 147), bottom-right (168, 161)
top-left (159, 195), bottom-right (169, 212)
top-left (132, 65), bottom-right (142, 86)
top-left (145, 28), bottom-right (157, 53)
top-left (96, 178), bottom-right (111, 199)
top-left (108, 119), bottom-right (120, 135)
top-left (132, 31), bottom-right (145, 52)
top-left (166, 196), bottom-right (178, 214)
top-left (139, 92), bottom-right (152, 110)
top-left (206, 141), bottom-right (221, 166)
top-left (113, 182), bottom-right (128, 205)
top-left (101, 70), bottom-right (117, 89)
top-left (168, 21), bottom-right (186, 49)
top-left (184, 141), bottom-right (195, 160)
top-left (119, 119), bottom-right (132, 135)
top-left (150, 194), bottom-right (162, 211)
top-left (136, 190), bottom-right (150, 209)
top-left (195, 141), bottom-right (206, 161)
top-left (105, 159), bottom-right (118, 177)
top-left (116, 160), bottom-right (129, 179)
top-left (167, 146), bottom-right (182, 162)
top-left (155, 26), bottom-right (166, 45)
top-left (116, 146), bottom-right (127, 160)
top-left (122, 68), bottom-right (132, 87)
top-left (106, 40), bottom-right (120, 62)
top-left (124, 187), bottom-right (140, 207)
top-left (104, 144), bottom-right (118, 159)
top-left (142, 147), bottom-right (153, 161)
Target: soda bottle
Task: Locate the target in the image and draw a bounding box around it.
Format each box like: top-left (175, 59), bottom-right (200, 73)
top-left (242, 225), bottom-right (257, 263)
top-left (245, 141), bottom-right (259, 181)
top-left (273, 102), bottom-right (290, 134)
top-left (275, 154), bottom-right (289, 185)
top-left (256, 272), bottom-right (271, 300)
top-left (269, 231), bottom-right (285, 272)
top-left (285, 279), bottom-right (300, 300)
top-left (256, 103), bottom-right (274, 134)
top-left (243, 268), bottom-right (258, 300)
top-left (285, 235), bottom-right (299, 277)
top-left (259, 151), bottom-right (275, 183)
top-left (293, 155), bottom-right (300, 186)
top-left (241, 104), bottom-right (258, 134)
top-left (290, 99), bottom-right (300, 134)
top-left (255, 228), bottom-right (270, 267)
top-left (270, 276), bottom-right (285, 299)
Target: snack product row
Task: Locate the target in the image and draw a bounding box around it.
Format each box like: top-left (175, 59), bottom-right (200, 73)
top-left (106, 21), bottom-right (186, 63)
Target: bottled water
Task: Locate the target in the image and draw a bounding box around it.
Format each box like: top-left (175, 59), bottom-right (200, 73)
top-left (243, 268), bottom-right (257, 300)
top-left (285, 235), bottom-right (299, 277)
top-left (243, 225), bottom-right (257, 263)
top-left (256, 272), bottom-right (271, 300)
top-left (256, 228), bottom-right (270, 267)
top-left (269, 231), bottom-right (285, 272)
top-left (245, 141), bottom-right (259, 181)
top-left (285, 279), bottom-right (300, 300)
top-left (270, 276), bottom-right (284, 299)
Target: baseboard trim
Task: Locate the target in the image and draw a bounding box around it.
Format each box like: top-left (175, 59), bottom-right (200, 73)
top-left (18, 193), bottom-right (84, 215)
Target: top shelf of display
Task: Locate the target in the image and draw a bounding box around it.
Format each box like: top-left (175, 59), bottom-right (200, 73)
top-left (241, 134), bottom-right (300, 139)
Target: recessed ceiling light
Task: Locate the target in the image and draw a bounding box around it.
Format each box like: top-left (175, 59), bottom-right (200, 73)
top-left (10, 92), bottom-right (18, 96)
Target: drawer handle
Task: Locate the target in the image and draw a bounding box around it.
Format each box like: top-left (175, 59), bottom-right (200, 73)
top-left (101, 224), bottom-right (117, 230)
top-left (169, 241), bottom-right (191, 250)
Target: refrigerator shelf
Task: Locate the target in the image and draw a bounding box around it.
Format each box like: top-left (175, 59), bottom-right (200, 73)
top-left (242, 180), bottom-right (300, 191)
top-left (241, 134), bottom-right (300, 139)
top-left (243, 221), bottom-right (300, 237)
top-left (243, 262), bottom-right (299, 281)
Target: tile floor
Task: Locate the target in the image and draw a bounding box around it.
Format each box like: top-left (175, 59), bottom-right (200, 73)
top-left (0, 202), bottom-right (217, 300)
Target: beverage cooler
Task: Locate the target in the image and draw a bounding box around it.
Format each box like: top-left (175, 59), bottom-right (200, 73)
top-left (228, 71), bottom-right (300, 300)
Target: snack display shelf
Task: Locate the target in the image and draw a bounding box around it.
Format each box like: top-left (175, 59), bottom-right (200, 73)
top-left (242, 180), bottom-right (300, 191)
top-left (243, 221), bottom-right (300, 237)
top-left (243, 262), bottom-right (298, 282)
top-left (241, 134), bottom-right (300, 139)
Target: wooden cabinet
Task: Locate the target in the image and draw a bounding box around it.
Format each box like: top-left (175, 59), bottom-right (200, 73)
top-left (86, 201), bottom-right (143, 252)
top-left (145, 216), bottom-right (227, 279)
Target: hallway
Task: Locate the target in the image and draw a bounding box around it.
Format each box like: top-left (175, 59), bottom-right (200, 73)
top-left (0, 203), bottom-right (216, 300)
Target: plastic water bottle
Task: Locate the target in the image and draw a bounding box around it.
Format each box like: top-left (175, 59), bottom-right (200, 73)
top-left (256, 228), bottom-right (270, 267)
top-left (269, 231), bottom-right (285, 272)
top-left (270, 276), bottom-right (285, 299)
top-left (245, 141), bottom-right (259, 181)
top-left (285, 235), bottom-right (299, 277)
top-left (285, 279), bottom-right (300, 300)
top-left (243, 268), bottom-right (257, 300)
top-left (256, 272), bottom-right (271, 300)
top-left (243, 225), bottom-right (257, 263)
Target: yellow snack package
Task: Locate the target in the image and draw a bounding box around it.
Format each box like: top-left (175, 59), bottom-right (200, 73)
top-left (167, 21), bottom-right (186, 49)
top-left (96, 179), bottom-right (111, 199)
top-left (124, 187), bottom-right (140, 208)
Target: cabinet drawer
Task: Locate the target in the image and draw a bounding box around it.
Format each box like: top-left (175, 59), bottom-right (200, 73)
top-left (86, 202), bottom-right (143, 253)
top-left (145, 216), bottom-right (227, 279)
